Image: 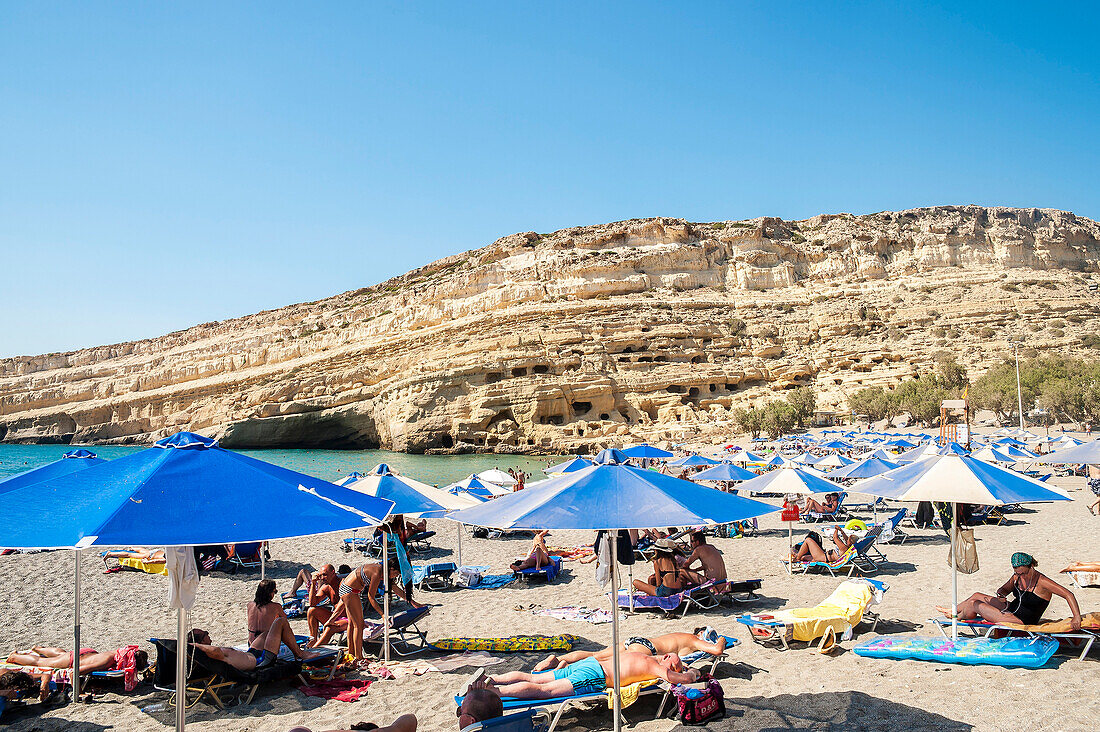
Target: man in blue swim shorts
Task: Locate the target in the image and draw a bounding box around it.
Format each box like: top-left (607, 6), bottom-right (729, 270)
top-left (191, 617), bottom-right (322, 671)
top-left (479, 651), bottom-right (700, 699)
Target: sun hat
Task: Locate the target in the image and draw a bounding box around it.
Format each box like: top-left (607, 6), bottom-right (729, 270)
top-left (654, 538), bottom-right (677, 553)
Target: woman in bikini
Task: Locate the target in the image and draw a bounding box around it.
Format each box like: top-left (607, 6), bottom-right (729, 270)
top-left (510, 530), bottom-right (552, 571)
top-left (789, 527), bottom-right (854, 564)
top-left (324, 560), bottom-right (411, 661)
top-left (247, 579), bottom-right (286, 644)
top-left (5, 647), bottom-right (148, 675)
top-left (632, 539), bottom-right (685, 597)
top-left (944, 552), bottom-right (1083, 630)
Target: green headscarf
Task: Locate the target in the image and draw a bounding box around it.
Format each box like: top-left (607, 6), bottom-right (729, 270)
top-left (1011, 552), bottom-right (1034, 568)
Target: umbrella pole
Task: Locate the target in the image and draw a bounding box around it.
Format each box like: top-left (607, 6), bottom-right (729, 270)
top-left (951, 502), bottom-right (958, 641)
top-left (609, 532), bottom-right (622, 732)
top-left (382, 529), bottom-right (391, 663)
top-left (261, 546), bottom-right (266, 581)
top-left (73, 549), bottom-right (81, 703)
top-left (176, 606), bottom-right (186, 732)
top-left (456, 523), bottom-right (463, 569)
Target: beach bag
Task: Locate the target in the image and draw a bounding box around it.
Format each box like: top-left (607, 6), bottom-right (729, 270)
top-left (674, 677), bottom-right (724, 725)
top-left (456, 567), bottom-right (482, 588)
top-left (949, 528), bottom-right (979, 574)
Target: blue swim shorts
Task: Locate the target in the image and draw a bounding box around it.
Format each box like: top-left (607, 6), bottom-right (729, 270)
top-left (552, 656), bottom-right (606, 695)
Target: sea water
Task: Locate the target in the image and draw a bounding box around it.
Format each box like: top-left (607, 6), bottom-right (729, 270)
top-left (0, 443), bottom-right (561, 487)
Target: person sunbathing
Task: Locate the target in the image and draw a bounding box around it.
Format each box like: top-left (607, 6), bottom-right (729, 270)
top-left (940, 552), bottom-right (1083, 630)
top-left (6, 646), bottom-right (148, 675)
top-left (789, 528), bottom-right (854, 564)
top-left (804, 492), bottom-right (840, 514)
top-left (679, 531), bottom-right (727, 588)
top-left (248, 579), bottom-right (287, 644)
top-left (190, 617), bottom-right (321, 672)
top-left (101, 548), bottom-right (165, 562)
top-left (0, 669), bottom-right (56, 703)
top-left (633, 539), bottom-right (686, 597)
top-left (511, 530), bottom-right (552, 571)
top-left (477, 651), bottom-right (699, 700)
top-left (533, 631), bottom-right (726, 671)
top-left (286, 689), bottom-right (501, 732)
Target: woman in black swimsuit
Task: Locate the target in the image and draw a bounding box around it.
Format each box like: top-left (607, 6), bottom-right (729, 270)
top-left (948, 552), bottom-right (1083, 630)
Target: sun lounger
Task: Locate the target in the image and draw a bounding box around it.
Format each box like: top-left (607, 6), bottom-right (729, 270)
top-left (781, 545), bottom-right (861, 577)
top-left (737, 578), bottom-right (888, 650)
top-left (150, 636), bottom-right (340, 708)
top-left (513, 555), bottom-right (563, 583)
top-left (454, 650), bottom-right (726, 732)
top-left (803, 492), bottom-right (848, 523)
top-left (460, 708), bottom-right (550, 732)
top-left (363, 605), bottom-right (433, 656)
top-left (616, 580), bottom-right (721, 618)
top-left (407, 530), bottom-right (436, 555)
top-left (412, 561), bottom-right (458, 590)
top-left (927, 615), bottom-right (1099, 661)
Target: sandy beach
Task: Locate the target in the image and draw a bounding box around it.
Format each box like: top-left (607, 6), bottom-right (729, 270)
top-left (1, 473), bottom-right (1097, 732)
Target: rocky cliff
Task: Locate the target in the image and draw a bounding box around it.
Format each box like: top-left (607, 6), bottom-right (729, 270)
top-left (3, 205), bottom-right (1099, 452)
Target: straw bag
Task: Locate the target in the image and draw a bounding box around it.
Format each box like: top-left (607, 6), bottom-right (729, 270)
top-left (949, 528), bottom-right (979, 574)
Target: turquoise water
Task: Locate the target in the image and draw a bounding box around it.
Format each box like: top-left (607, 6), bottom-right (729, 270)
top-left (0, 444), bottom-right (562, 487)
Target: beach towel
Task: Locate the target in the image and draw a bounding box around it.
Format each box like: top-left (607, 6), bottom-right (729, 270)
top-left (771, 580), bottom-right (878, 642)
top-left (546, 545), bottom-right (594, 561)
top-left (471, 574), bottom-right (516, 590)
top-left (298, 678), bottom-right (372, 702)
top-left (362, 659), bottom-right (437, 678)
top-left (119, 557), bottom-right (168, 576)
top-left (998, 611), bottom-right (1100, 633)
top-left (430, 652), bottom-right (505, 672)
top-left (607, 678), bottom-right (660, 708)
top-left (430, 634), bottom-right (579, 653)
top-left (1060, 562), bottom-right (1100, 588)
top-left (854, 634), bottom-right (1058, 668)
top-left (112, 645), bottom-right (141, 691)
top-left (534, 607), bottom-right (613, 624)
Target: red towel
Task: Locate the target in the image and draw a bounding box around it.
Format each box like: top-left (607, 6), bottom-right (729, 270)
top-left (298, 678), bottom-right (372, 702)
top-left (112, 645), bottom-right (141, 691)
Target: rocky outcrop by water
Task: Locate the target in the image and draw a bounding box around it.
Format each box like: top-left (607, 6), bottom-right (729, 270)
top-left (2, 205), bottom-right (1099, 452)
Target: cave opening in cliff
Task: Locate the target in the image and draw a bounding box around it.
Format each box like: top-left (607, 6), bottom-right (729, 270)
top-left (440, 434), bottom-right (454, 448)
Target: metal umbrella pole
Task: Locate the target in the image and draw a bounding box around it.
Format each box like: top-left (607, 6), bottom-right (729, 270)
top-left (456, 523), bottom-right (463, 569)
top-left (73, 549), bottom-right (82, 702)
top-left (382, 527), bottom-right (391, 662)
top-left (950, 502), bottom-right (959, 640)
top-left (609, 532), bottom-right (622, 732)
top-left (176, 606), bottom-right (187, 732)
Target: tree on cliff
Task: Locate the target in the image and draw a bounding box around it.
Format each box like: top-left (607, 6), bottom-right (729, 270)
top-left (786, 387), bottom-right (816, 428)
top-left (731, 406), bottom-right (763, 439)
top-left (761, 401), bottom-right (798, 439)
top-left (848, 386), bottom-right (893, 422)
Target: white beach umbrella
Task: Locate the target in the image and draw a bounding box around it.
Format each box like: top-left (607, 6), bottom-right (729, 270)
top-left (478, 468), bottom-right (519, 487)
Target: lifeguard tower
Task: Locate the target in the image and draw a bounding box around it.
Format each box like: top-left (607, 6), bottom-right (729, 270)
top-left (940, 397), bottom-right (970, 448)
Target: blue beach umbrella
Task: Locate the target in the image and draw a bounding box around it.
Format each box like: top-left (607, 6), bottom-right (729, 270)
top-left (734, 466), bottom-right (839, 496)
top-left (545, 456), bottom-right (595, 475)
top-left (445, 463), bottom-right (779, 732)
top-left (621, 444), bottom-right (674, 459)
top-left (691, 462), bottom-right (758, 482)
top-left (851, 455), bottom-right (1070, 638)
top-left (666, 454), bottom-right (720, 468)
top-left (827, 456), bottom-right (900, 481)
top-left (1032, 439), bottom-right (1100, 465)
top-left (333, 471), bottom-right (364, 487)
top-left (0, 448), bottom-right (107, 497)
top-left (346, 464), bottom-right (478, 518)
top-left (593, 448), bottom-right (629, 465)
top-left (0, 432), bottom-right (393, 732)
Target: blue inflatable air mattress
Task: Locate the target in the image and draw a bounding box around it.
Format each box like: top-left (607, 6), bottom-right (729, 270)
top-left (853, 634), bottom-right (1058, 668)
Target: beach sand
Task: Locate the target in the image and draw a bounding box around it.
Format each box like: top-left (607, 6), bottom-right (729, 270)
top-left (2, 477), bottom-right (1098, 732)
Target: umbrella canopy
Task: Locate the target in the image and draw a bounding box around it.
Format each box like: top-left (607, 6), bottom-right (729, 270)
top-left (734, 467), bottom-right (838, 496)
top-left (621, 444), bottom-right (674, 459)
top-left (333, 471), bottom-right (364, 487)
top-left (727, 450), bottom-right (768, 465)
top-left (1031, 439), bottom-right (1100, 465)
top-left (593, 448), bottom-right (629, 465)
top-left (970, 446), bottom-right (1017, 464)
top-left (345, 466), bottom-right (479, 517)
top-left (818, 440), bottom-right (852, 451)
top-left (666, 454), bottom-right (720, 468)
top-left (691, 462), bottom-right (758, 482)
top-left (448, 486), bottom-right (491, 501)
top-left (445, 464), bottom-right (780, 530)
top-left (814, 453), bottom-right (855, 470)
top-left (849, 455), bottom-right (1070, 505)
top-left (445, 474), bottom-right (511, 497)
top-left (478, 468), bottom-right (518, 487)
top-left (0, 449), bottom-right (107, 497)
top-left (1001, 444), bottom-right (1039, 460)
top-left (827, 456), bottom-right (900, 481)
top-left (0, 432), bottom-right (395, 549)
top-left (545, 456), bottom-right (595, 475)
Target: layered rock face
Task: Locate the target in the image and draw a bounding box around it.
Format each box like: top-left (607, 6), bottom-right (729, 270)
top-left (2, 205), bottom-right (1099, 452)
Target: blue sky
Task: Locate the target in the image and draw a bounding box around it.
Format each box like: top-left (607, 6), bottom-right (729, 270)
top-left (2, 2), bottom-right (1097, 357)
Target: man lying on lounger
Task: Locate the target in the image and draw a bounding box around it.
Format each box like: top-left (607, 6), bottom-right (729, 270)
top-left (190, 617), bottom-right (321, 671)
top-left (477, 650), bottom-right (700, 700)
top-left (532, 631), bottom-right (726, 671)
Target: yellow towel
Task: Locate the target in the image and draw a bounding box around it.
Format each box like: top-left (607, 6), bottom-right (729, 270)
top-left (772, 580), bottom-right (873, 642)
top-left (120, 557), bottom-right (168, 576)
top-left (606, 678), bottom-right (660, 708)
